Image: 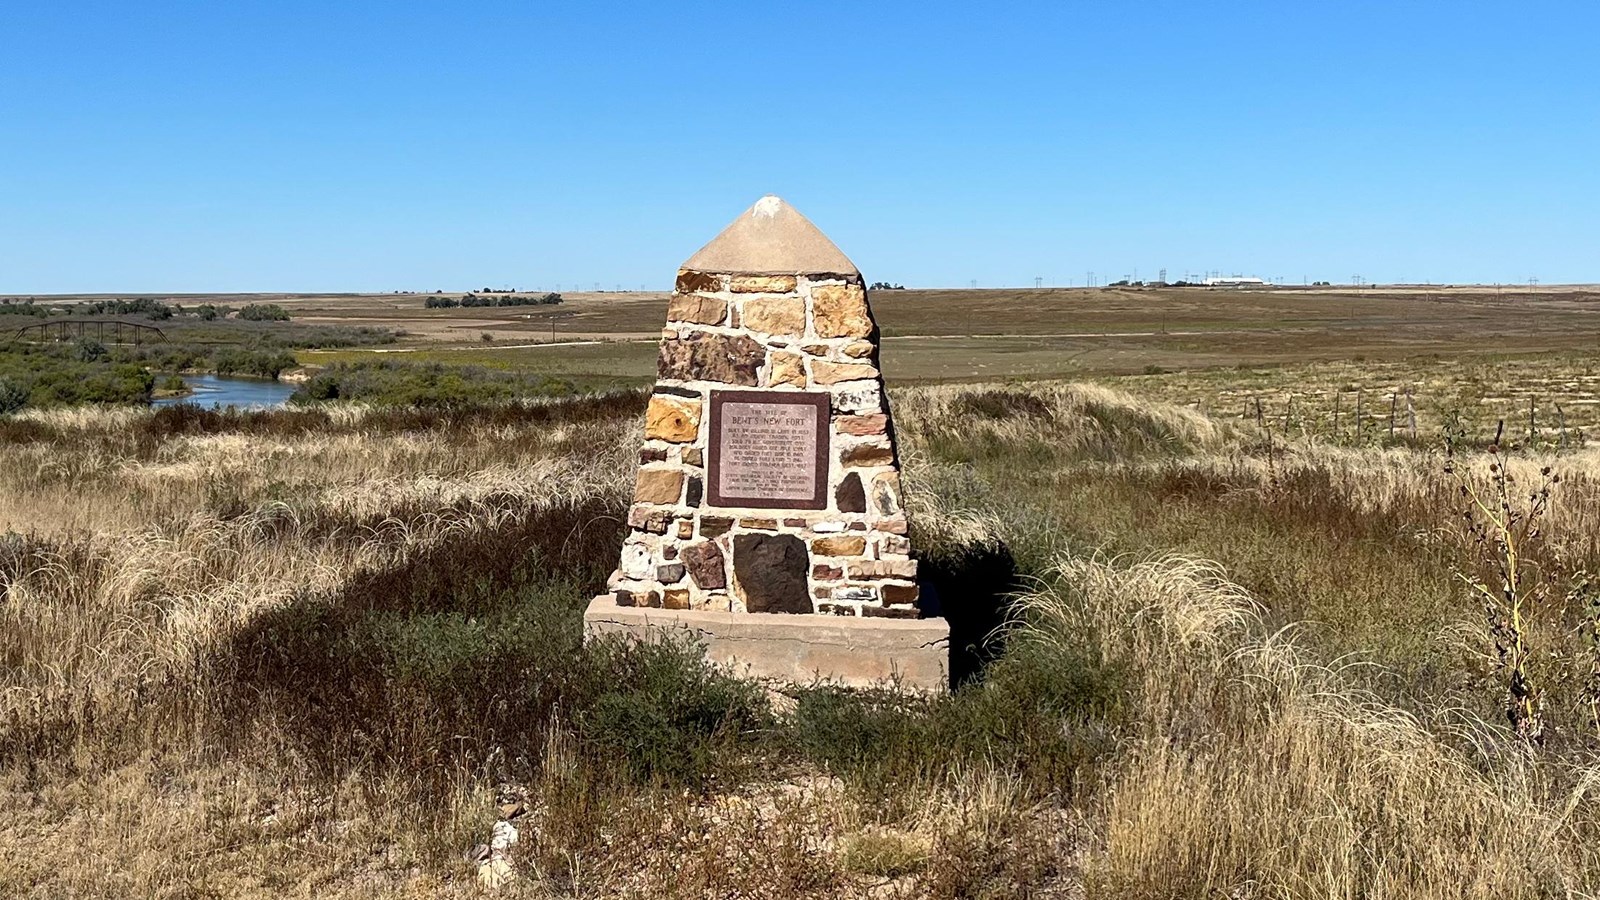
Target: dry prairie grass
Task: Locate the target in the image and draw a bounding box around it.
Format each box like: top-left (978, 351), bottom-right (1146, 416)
top-left (2, 381), bottom-right (1598, 896)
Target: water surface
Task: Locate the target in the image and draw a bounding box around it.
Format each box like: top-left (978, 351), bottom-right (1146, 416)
top-left (153, 374), bottom-right (297, 410)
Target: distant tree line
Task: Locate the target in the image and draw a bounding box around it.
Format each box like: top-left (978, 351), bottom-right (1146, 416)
top-left (0, 299), bottom-right (51, 317)
top-left (81, 297), bottom-right (176, 319)
top-left (424, 293), bottom-right (563, 309)
top-left (869, 281), bottom-right (906, 290)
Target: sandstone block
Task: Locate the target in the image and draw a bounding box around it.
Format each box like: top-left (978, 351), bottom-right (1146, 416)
top-left (843, 340), bottom-right (875, 359)
top-left (663, 589), bottom-right (691, 610)
top-left (767, 350), bottom-right (807, 388)
top-left (879, 517), bottom-right (909, 535)
top-left (730, 275), bottom-right (797, 293)
top-left (742, 297), bottom-right (806, 337)
top-left (634, 468), bottom-right (684, 505)
top-left (699, 516), bottom-right (733, 538)
top-left (879, 534), bottom-right (911, 555)
top-left (658, 332), bottom-right (764, 385)
top-left (683, 540), bottom-right (726, 590)
top-left (842, 443), bottom-right (894, 467)
top-left (683, 447), bottom-right (704, 466)
top-left (848, 559), bottom-right (918, 579)
top-left (732, 533), bottom-right (811, 614)
top-left (676, 270), bottom-right (724, 293)
top-left (832, 584), bottom-right (879, 603)
top-left (645, 395), bottom-right (701, 443)
top-left (831, 383), bottom-right (882, 414)
top-left (811, 360), bottom-right (878, 385)
top-left (864, 604), bottom-right (919, 619)
top-left (620, 543), bottom-right (653, 580)
top-left (667, 293), bottom-right (727, 326)
top-left (657, 563), bottom-right (686, 584)
top-left (741, 517), bottom-right (778, 531)
top-left (811, 284), bottom-right (872, 338)
top-left (676, 520), bottom-right (694, 539)
top-left (871, 472), bottom-right (902, 515)
top-left (837, 414), bottom-right (887, 436)
top-left (811, 535), bottom-right (866, 557)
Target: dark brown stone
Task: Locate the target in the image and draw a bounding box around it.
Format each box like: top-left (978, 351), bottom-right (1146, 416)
top-left (676, 269), bottom-right (724, 293)
top-left (682, 541), bottom-right (726, 590)
top-left (881, 582), bottom-right (920, 605)
top-left (658, 332), bottom-right (763, 385)
top-left (699, 516), bottom-right (733, 538)
top-left (686, 476), bottom-right (703, 508)
top-left (657, 563), bottom-right (685, 583)
top-left (639, 447), bottom-right (668, 463)
top-left (783, 517), bottom-right (807, 528)
top-left (662, 544), bottom-right (679, 560)
top-left (614, 590), bottom-right (637, 607)
top-left (812, 564), bottom-right (843, 580)
top-left (732, 533), bottom-right (811, 614)
top-left (836, 472), bottom-right (866, 513)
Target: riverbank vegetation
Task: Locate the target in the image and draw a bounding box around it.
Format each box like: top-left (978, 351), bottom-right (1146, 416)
top-left (2, 379), bottom-right (1597, 896)
top-left (293, 360), bottom-right (574, 406)
top-left (0, 310), bottom-right (405, 411)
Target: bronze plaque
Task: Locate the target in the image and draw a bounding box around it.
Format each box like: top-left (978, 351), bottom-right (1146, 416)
top-left (708, 390), bottom-right (830, 509)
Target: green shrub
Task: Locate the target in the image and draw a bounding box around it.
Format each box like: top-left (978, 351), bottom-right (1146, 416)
top-left (237, 303), bottom-right (291, 322)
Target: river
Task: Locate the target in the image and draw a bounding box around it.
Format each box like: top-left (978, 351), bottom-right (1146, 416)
top-left (153, 374), bottom-right (298, 410)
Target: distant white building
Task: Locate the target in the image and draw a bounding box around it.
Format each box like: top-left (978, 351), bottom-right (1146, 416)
top-left (1203, 276), bottom-right (1269, 287)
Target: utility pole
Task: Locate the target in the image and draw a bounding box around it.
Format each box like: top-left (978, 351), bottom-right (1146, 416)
top-left (1034, 276), bottom-right (1043, 289)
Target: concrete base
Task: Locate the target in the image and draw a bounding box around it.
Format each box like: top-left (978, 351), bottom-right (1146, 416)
top-left (583, 596), bottom-right (950, 691)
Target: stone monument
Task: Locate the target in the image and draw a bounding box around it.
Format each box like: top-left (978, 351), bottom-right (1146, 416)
top-left (583, 196), bottom-right (948, 689)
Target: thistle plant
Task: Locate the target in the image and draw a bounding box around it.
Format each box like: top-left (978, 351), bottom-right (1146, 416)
top-left (1444, 426), bottom-right (1558, 745)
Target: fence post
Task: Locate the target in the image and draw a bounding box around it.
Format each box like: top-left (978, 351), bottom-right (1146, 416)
top-left (1389, 392), bottom-right (1397, 439)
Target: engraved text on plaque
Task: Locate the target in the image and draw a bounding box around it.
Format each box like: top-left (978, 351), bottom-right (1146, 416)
top-left (708, 390), bottom-right (830, 509)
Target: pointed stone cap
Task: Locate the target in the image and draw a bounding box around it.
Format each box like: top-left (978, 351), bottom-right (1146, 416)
top-left (681, 195), bottom-right (859, 276)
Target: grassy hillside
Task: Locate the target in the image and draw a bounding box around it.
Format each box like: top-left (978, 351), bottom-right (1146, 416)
top-left (2, 384), bottom-right (1598, 897)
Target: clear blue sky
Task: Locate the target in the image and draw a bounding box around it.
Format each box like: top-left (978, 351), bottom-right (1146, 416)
top-left (2, 1), bottom-right (1595, 292)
